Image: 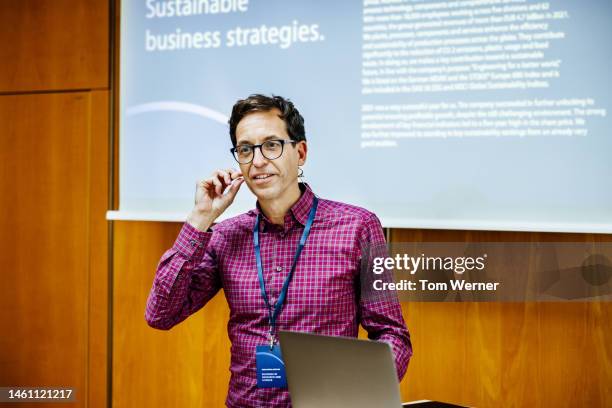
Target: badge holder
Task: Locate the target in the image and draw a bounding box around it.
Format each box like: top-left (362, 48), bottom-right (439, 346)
top-left (256, 332), bottom-right (287, 388)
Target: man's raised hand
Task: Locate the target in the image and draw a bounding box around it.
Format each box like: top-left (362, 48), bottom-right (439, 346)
top-left (187, 169), bottom-right (244, 231)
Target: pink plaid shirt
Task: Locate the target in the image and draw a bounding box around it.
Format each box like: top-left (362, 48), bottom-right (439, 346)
top-left (145, 184), bottom-right (412, 407)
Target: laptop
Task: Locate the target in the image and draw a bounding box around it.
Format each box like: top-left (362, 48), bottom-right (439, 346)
top-left (278, 331), bottom-right (403, 408)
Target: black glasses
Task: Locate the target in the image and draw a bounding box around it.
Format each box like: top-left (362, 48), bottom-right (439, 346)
top-left (230, 139), bottom-right (297, 164)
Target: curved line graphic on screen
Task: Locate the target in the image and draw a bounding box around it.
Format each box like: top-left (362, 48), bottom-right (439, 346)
top-left (255, 351), bottom-right (285, 366)
top-left (126, 101), bottom-right (228, 125)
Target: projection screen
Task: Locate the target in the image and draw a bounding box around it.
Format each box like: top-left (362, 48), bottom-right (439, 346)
top-left (107, 0), bottom-right (612, 233)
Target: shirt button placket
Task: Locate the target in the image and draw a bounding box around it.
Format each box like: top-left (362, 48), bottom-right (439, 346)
top-left (269, 233), bottom-right (278, 298)
top-left (274, 231), bottom-right (285, 296)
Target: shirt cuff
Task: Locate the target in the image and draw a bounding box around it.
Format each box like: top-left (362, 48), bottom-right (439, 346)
top-left (173, 222), bottom-right (213, 260)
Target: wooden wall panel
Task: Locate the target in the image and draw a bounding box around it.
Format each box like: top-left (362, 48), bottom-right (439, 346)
top-left (0, 0), bottom-right (109, 93)
top-left (88, 90), bottom-right (110, 408)
top-left (0, 91), bottom-right (108, 406)
top-left (395, 229), bottom-right (612, 407)
top-left (112, 221), bottom-right (230, 408)
top-left (0, 0), bottom-right (109, 406)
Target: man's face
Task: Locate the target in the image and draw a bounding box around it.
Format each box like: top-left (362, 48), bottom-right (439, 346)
top-left (235, 109), bottom-right (307, 202)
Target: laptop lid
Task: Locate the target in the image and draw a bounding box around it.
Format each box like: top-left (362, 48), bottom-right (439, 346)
top-left (278, 331), bottom-right (403, 408)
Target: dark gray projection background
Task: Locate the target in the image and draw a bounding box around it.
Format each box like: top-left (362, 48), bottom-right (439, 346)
top-left (114, 0), bottom-right (612, 232)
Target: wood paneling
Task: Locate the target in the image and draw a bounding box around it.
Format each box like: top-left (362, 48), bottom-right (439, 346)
top-left (394, 229), bottom-right (612, 407)
top-left (0, 91), bottom-right (109, 407)
top-left (112, 221), bottom-right (230, 408)
top-left (0, 0), bottom-right (110, 406)
top-left (399, 302), bottom-right (612, 407)
top-left (88, 90), bottom-right (110, 408)
top-left (0, 0), bottom-right (109, 93)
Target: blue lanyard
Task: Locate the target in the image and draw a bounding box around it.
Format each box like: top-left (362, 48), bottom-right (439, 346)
top-left (253, 196), bottom-right (318, 347)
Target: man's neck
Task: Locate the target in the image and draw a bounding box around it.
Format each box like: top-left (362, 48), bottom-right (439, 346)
top-left (259, 183), bottom-right (302, 226)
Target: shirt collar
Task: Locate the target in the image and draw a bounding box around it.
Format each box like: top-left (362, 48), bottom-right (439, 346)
top-left (251, 182), bottom-right (316, 230)
top-left (290, 182), bottom-right (316, 226)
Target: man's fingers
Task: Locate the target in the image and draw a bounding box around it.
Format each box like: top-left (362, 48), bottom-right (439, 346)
top-left (211, 176), bottom-right (224, 195)
top-left (226, 177), bottom-right (244, 199)
top-left (228, 168), bottom-right (243, 180)
top-left (200, 169), bottom-right (242, 198)
top-left (215, 169), bottom-right (232, 185)
top-left (200, 179), bottom-right (214, 193)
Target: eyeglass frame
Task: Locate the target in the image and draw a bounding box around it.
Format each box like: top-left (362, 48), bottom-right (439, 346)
top-left (230, 139), bottom-right (299, 164)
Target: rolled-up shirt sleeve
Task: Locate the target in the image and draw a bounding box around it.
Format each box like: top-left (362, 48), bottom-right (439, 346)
top-left (145, 222), bottom-right (222, 330)
top-left (357, 213), bottom-right (413, 380)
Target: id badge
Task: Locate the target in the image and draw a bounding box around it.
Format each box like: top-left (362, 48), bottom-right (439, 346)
top-left (256, 344), bottom-right (287, 388)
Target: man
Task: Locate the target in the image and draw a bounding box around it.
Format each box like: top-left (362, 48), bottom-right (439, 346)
top-left (145, 94), bottom-right (412, 407)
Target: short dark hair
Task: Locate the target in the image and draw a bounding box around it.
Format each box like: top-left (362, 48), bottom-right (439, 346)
top-left (228, 94), bottom-right (306, 146)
